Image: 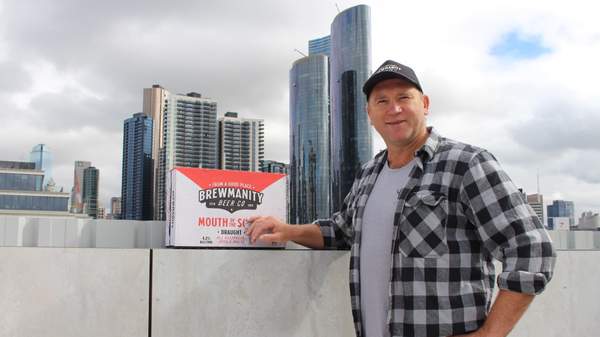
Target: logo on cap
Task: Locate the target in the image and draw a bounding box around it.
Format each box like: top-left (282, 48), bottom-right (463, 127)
top-left (377, 64), bottom-right (402, 73)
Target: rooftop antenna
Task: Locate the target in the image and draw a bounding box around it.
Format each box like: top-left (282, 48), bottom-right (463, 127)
top-left (294, 48), bottom-right (307, 57)
top-left (537, 169), bottom-right (540, 195)
top-left (335, 3), bottom-right (341, 13)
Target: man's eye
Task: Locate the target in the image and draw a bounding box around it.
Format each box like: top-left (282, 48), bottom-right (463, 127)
top-left (377, 99), bottom-right (388, 104)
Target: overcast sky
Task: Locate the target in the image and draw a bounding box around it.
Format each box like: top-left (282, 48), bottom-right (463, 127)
top-left (0, 0), bottom-right (598, 220)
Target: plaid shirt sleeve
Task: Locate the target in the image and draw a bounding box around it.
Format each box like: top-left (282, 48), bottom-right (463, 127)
top-left (460, 150), bottom-right (556, 295)
top-left (312, 169), bottom-right (364, 250)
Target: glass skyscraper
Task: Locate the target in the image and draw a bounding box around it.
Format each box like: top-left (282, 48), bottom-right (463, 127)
top-left (289, 54), bottom-right (331, 224)
top-left (309, 35), bottom-right (331, 56)
top-left (329, 4), bottom-right (372, 213)
top-left (30, 144), bottom-right (52, 189)
top-left (121, 113), bottom-right (153, 220)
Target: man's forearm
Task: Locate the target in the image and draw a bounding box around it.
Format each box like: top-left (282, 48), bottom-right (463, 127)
top-left (477, 289), bottom-right (534, 337)
top-left (289, 224), bottom-right (325, 249)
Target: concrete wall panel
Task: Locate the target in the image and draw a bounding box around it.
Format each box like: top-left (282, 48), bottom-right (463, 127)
top-left (0, 247), bottom-right (150, 337)
top-left (488, 251), bottom-right (600, 337)
top-left (151, 249), bottom-right (355, 337)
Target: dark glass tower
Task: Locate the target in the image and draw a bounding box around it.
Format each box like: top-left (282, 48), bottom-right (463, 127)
top-left (330, 4), bottom-right (372, 212)
top-left (82, 166), bottom-right (99, 219)
top-left (289, 54), bottom-right (331, 224)
top-left (121, 113), bottom-right (154, 220)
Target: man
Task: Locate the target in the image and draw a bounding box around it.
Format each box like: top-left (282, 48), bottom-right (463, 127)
top-left (247, 60), bottom-right (556, 337)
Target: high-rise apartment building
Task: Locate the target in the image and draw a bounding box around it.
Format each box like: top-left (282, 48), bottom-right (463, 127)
top-left (289, 54), bottom-right (331, 224)
top-left (329, 4), bottom-right (372, 212)
top-left (70, 160), bottom-right (91, 213)
top-left (576, 211), bottom-right (600, 230)
top-left (155, 92), bottom-right (218, 220)
top-left (82, 166), bottom-right (99, 219)
top-left (0, 160), bottom-right (69, 215)
top-left (30, 144), bottom-right (52, 189)
top-left (218, 112), bottom-right (264, 171)
top-left (526, 193), bottom-right (544, 225)
top-left (121, 113), bottom-right (153, 220)
top-left (143, 84), bottom-right (168, 220)
top-left (547, 200), bottom-right (575, 230)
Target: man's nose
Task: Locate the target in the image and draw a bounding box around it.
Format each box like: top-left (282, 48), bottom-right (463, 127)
top-left (390, 101), bottom-right (402, 113)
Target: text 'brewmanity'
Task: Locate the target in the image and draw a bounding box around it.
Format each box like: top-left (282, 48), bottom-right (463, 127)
top-left (198, 187), bottom-right (264, 213)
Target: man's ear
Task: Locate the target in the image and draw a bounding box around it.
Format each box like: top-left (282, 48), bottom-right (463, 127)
top-left (365, 103), bottom-right (372, 124)
top-left (422, 94), bottom-right (430, 116)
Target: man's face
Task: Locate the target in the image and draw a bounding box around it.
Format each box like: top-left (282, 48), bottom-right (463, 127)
top-left (366, 78), bottom-right (430, 149)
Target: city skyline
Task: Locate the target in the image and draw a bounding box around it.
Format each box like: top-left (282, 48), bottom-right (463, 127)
top-left (0, 0), bottom-right (599, 215)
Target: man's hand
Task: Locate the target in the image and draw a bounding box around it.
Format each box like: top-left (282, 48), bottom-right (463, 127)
top-left (245, 217), bottom-right (325, 249)
top-left (450, 289), bottom-right (534, 337)
top-left (246, 216), bottom-right (293, 244)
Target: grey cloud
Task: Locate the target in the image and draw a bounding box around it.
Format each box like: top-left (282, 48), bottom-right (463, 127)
top-left (2, 0), bottom-right (327, 138)
top-left (28, 87), bottom-right (136, 132)
top-left (1, 0), bottom-right (332, 70)
top-left (510, 100), bottom-right (600, 152)
top-left (0, 61), bottom-right (32, 92)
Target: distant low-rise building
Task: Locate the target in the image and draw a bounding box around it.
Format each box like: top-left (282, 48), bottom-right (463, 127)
top-left (0, 160), bottom-right (70, 216)
top-left (261, 160), bottom-right (288, 174)
top-left (575, 211), bottom-right (600, 231)
top-left (547, 199), bottom-right (575, 230)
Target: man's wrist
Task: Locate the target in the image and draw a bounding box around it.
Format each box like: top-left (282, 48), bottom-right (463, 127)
top-left (288, 224), bottom-right (302, 242)
top-left (475, 324), bottom-right (502, 337)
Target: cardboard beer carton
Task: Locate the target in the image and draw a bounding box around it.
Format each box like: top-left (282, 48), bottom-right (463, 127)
top-left (166, 167), bottom-right (286, 248)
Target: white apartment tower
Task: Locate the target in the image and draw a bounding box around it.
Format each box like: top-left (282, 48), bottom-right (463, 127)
top-left (218, 112), bottom-right (264, 171)
top-left (155, 92), bottom-right (218, 220)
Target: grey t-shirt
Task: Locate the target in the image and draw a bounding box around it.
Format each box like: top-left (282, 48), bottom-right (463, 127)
top-left (360, 158), bottom-right (416, 337)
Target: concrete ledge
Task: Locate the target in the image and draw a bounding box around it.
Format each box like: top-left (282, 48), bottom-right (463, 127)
top-left (1, 247), bottom-right (599, 337)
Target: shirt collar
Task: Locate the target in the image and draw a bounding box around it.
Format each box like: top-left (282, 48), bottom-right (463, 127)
top-left (415, 127), bottom-right (440, 163)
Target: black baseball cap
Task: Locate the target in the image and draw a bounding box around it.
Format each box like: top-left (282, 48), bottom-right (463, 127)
top-left (362, 60), bottom-right (423, 98)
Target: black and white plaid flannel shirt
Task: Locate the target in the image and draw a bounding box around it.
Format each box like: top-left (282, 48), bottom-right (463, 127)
top-left (315, 128), bottom-right (556, 337)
